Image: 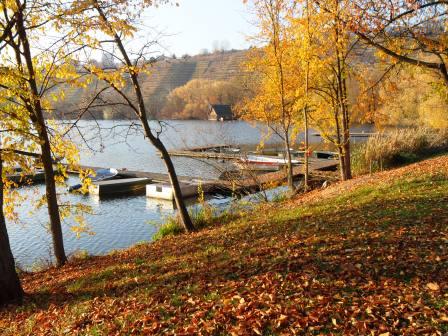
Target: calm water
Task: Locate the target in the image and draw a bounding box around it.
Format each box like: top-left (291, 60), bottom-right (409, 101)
top-left (7, 120), bottom-right (372, 268)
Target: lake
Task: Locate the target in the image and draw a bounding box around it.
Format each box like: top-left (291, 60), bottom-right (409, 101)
top-left (6, 120), bottom-right (372, 269)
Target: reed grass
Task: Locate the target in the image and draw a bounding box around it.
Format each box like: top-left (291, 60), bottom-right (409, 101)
top-left (352, 127), bottom-right (448, 175)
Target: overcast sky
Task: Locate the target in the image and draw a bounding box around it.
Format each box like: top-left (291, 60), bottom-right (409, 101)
top-left (141, 0), bottom-right (255, 56)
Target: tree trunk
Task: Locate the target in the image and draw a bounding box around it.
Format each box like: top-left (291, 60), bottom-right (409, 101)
top-left (139, 119), bottom-right (195, 232)
top-left (158, 143), bottom-right (195, 232)
top-left (0, 150), bottom-right (24, 306)
top-left (341, 70), bottom-right (352, 180)
top-left (303, 0), bottom-right (310, 192)
top-left (92, 3), bottom-right (195, 232)
top-left (342, 139), bottom-right (352, 180)
top-left (337, 145), bottom-right (347, 181)
top-left (15, 1), bottom-right (67, 266)
top-left (40, 138), bottom-right (67, 266)
top-left (333, 0), bottom-right (352, 181)
top-left (303, 112), bottom-right (309, 191)
top-left (284, 135), bottom-right (294, 193)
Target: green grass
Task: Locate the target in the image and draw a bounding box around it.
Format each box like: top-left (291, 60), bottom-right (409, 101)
top-left (152, 218), bottom-right (184, 241)
top-left (275, 174), bottom-right (447, 226)
top-left (152, 204), bottom-right (241, 240)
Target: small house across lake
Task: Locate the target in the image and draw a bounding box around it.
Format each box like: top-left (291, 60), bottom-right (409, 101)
top-left (208, 104), bottom-right (234, 121)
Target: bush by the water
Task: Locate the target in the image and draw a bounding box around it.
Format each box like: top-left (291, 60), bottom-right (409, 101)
top-left (153, 205), bottom-right (240, 240)
top-left (152, 217), bottom-right (185, 241)
top-left (352, 127), bottom-right (448, 175)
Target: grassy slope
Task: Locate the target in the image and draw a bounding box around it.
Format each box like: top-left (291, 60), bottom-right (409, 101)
top-left (1, 156), bottom-right (447, 335)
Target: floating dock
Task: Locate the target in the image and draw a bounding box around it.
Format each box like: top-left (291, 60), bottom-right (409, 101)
top-left (66, 143), bottom-right (339, 198)
top-left (167, 145), bottom-right (338, 174)
top-left (69, 160), bottom-right (338, 198)
top-left (168, 144), bottom-right (242, 160)
top-left (167, 145), bottom-right (340, 163)
top-left (7, 170), bottom-right (46, 185)
top-left (147, 182), bottom-right (204, 200)
top-left (89, 178), bottom-right (152, 197)
top-left (217, 159), bottom-right (339, 194)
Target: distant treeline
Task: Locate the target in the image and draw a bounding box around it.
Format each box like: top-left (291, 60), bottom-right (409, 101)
top-left (49, 47), bottom-right (447, 128)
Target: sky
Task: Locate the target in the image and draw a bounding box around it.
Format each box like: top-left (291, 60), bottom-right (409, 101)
top-left (141, 0), bottom-right (256, 56)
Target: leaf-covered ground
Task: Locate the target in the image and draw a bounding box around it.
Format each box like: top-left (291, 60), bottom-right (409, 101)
top-left (1, 156), bottom-right (448, 335)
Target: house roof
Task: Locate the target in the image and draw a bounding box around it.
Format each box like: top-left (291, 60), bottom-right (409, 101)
top-left (210, 104), bottom-right (233, 119)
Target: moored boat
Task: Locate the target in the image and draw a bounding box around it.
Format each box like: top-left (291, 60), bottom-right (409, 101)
top-left (234, 155), bottom-right (300, 172)
top-left (241, 155), bottom-right (300, 166)
top-left (293, 150), bottom-right (338, 159)
top-left (68, 168), bottom-right (119, 192)
top-left (314, 151), bottom-right (338, 159)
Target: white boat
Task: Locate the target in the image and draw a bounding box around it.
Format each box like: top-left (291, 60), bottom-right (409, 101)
top-left (241, 155), bottom-right (300, 166)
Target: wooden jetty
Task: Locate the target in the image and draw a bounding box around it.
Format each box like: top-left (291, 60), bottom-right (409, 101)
top-left (168, 144), bottom-right (242, 160)
top-left (167, 145), bottom-right (340, 162)
top-left (216, 158), bottom-right (339, 195)
top-left (65, 165), bottom-right (209, 196)
top-left (312, 132), bottom-right (378, 138)
top-left (65, 165), bottom-right (196, 184)
top-left (7, 170), bottom-right (46, 185)
top-left (64, 144), bottom-right (338, 197)
top-left (179, 144), bottom-right (231, 152)
top-left (67, 155), bottom-right (338, 197)
top-left (167, 145), bottom-right (338, 173)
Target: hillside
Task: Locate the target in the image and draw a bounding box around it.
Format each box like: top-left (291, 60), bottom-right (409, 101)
top-left (1, 155), bottom-right (447, 335)
top-left (51, 45), bottom-right (380, 120)
top-left (53, 50), bottom-right (247, 120)
top-left (141, 50), bottom-right (246, 118)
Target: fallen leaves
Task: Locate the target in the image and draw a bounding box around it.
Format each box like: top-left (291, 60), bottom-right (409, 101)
top-left (1, 156), bottom-right (447, 335)
top-left (426, 282), bottom-right (440, 291)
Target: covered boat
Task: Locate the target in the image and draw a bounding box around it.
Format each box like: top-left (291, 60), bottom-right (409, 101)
top-left (69, 168), bottom-right (119, 192)
top-left (293, 150), bottom-right (338, 159)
